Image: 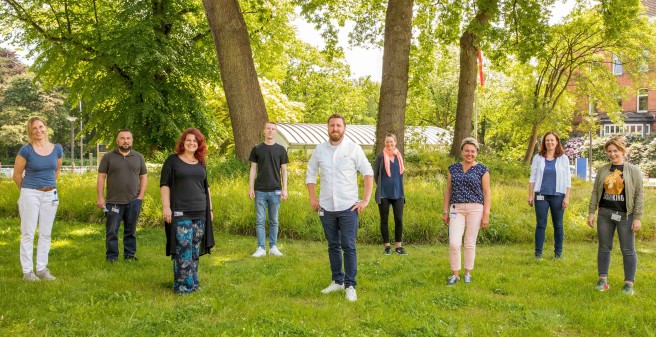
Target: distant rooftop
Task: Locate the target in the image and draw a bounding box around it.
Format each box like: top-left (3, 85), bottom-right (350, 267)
top-left (273, 123), bottom-right (451, 151)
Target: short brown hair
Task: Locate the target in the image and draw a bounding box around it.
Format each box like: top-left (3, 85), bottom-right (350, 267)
top-left (327, 114), bottom-right (346, 125)
top-left (26, 116), bottom-right (49, 144)
top-left (538, 131), bottom-right (565, 157)
top-left (604, 135), bottom-right (627, 154)
top-left (385, 133), bottom-right (397, 142)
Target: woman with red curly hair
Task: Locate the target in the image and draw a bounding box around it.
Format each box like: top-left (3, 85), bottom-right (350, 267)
top-left (160, 128), bottom-right (215, 294)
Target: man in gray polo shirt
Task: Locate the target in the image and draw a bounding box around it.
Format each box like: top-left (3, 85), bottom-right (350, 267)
top-left (96, 129), bottom-right (147, 262)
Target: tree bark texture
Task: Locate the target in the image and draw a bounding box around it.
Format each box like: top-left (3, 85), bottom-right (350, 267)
top-left (375, 0), bottom-right (414, 155)
top-left (450, 30), bottom-right (478, 157)
top-left (203, 0), bottom-right (268, 162)
top-left (523, 123), bottom-right (540, 163)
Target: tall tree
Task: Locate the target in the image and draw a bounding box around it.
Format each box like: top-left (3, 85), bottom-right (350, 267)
top-left (375, 0), bottom-right (413, 155)
top-left (203, 0), bottom-right (269, 162)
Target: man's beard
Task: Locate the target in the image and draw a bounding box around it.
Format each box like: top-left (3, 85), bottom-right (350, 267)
top-left (329, 132), bottom-right (343, 142)
top-left (119, 145), bottom-right (132, 151)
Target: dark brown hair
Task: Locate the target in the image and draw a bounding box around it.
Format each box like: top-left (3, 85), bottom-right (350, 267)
top-left (538, 131), bottom-right (565, 157)
top-left (327, 114), bottom-right (346, 125)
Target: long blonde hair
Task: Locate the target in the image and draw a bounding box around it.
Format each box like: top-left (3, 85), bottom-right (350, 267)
top-left (26, 116), bottom-right (49, 144)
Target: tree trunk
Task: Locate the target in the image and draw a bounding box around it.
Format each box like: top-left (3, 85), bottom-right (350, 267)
top-left (203, 0), bottom-right (268, 162)
top-left (375, 0), bottom-right (414, 155)
top-left (450, 30), bottom-right (478, 157)
top-left (523, 123), bottom-right (540, 164)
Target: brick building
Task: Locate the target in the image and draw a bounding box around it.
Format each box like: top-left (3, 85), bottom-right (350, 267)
top-left (587, 0), bottom-right (656, 137)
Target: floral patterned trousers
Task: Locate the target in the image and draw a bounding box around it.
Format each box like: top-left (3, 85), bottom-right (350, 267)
top-left (173, 218), bottom-right (205, 294)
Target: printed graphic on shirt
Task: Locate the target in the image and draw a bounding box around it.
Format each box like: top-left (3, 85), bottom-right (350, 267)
top-left (603, 169), bottom-right (625, 202)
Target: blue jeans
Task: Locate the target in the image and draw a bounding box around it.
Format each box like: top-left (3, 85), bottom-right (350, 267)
top-left (255, 191), bottom-right (281, 248)
top-left (105, 199), bottom-right (142, 259)
top-left (534, 193), bottom-right (564, 256)
top-left (319, 208), bottom-right (358, 288)
top-left (597, 207), bottom-right (636, 282)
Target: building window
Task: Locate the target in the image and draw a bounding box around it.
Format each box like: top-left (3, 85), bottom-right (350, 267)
top-left (612, 54), bottom-right (623, 75)
top-left (638, 49), bottom-right (649, 73)
top-left (638, 89), bottom-right (648, 113)
top-left (601, 124), bottom-right (650, 137)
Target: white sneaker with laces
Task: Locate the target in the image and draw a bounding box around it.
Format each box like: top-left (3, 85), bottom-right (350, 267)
top-left (269, 246), bottom-right (283, 256)
top-left (252, 247), bottom-right (266, 258)
top-left (345, 286), bottom-right (357, 302)
top-left (320, 281), bottom-right (345, 294)
top-left (23, 271), bottom-right (40, 282)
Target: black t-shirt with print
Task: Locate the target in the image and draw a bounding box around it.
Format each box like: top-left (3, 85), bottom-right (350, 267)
top-left (599, 164), bottom-right (627, 212)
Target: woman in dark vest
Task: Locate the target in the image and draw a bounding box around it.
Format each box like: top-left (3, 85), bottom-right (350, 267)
top-left (373, 133), bottom-right (406, 255)
top-left (160, 128), bottom-right (215, 294)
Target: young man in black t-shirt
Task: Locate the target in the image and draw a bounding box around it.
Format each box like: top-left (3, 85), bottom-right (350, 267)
top-left (248, 122), bottom-right (289, 257)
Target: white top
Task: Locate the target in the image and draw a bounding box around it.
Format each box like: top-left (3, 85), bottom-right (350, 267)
top-left (306, 137), bottom-right (374, 212)
top-left (529, 154), bottom-right (571, 194)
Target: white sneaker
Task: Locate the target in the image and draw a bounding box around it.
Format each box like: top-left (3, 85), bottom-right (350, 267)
top-left (269, 246), bottom-right (283, 256)
top-left (23, 271), bottom-right (40, 282)
top-left (320, 281), bottom-right (345, 294)
top-left (252, 247), bottom-right (266, 257)
top-left (36, 268), bottom-right (56, 280)
top-left (345, 286), bottom-right (357, 302)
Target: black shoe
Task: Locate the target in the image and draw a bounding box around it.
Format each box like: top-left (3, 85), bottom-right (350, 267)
top-left (383, 246), bottom-right (392, 255)
top-left (395, 247), bottom-right (407, 255)
top-left (555, 253), bottom-right (562, 259)
top-left (106, 258), bottom-right (118, 263)
top-left (124, 256), bottom-right (139, 261)
top-left (534, 253), bottom-right (543, 260)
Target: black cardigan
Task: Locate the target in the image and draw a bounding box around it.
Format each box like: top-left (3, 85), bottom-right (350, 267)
top-left (161, 154), bottom-right (215, 258)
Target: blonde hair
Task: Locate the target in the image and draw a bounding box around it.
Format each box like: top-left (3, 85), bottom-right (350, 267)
top-left (604, 136), bottom-right (627, 154)
top-left (460, 137), bottom-right (479, 150)
top-left (385, 133), bottom-right (397, 142)
top-left (26, 116), bottom-right (49, 144)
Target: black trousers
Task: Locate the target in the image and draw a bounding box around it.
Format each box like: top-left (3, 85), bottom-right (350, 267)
top-left (378, 198), bottom-right (404, 244)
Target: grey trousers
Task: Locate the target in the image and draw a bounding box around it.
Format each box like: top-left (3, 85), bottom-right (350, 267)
top-left (597, 207), bottom-right (637, 282)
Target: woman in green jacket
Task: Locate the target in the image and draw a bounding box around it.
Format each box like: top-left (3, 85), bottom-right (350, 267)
top-left (587, 136), bottom-right (644, 296)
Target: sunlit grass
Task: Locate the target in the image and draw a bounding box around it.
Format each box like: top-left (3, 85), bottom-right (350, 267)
top-left (1, 219), bottom-right (655, 336)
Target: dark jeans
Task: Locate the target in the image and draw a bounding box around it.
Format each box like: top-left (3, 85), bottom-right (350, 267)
top-left (378, 198), bottom-right (404, 244)
top-left (534, 193), bottom-right (564, 256)
top-left (319, 208), bottom-right (359, 288)
top-left (105, 199), bottom-right (142, 259)
top-left (597, 207), bottom-right (637, 282)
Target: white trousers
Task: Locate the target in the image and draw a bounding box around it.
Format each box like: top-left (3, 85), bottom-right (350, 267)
top-left (18, 188), bottom-right (59, 273)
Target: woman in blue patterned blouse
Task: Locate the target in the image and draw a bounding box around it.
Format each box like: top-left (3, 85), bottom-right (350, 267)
top-left (441, 137), bottom-right (491, 286)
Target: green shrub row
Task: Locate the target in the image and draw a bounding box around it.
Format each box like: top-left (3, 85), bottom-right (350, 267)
top-left (1, 161), bottom-right (654, 244)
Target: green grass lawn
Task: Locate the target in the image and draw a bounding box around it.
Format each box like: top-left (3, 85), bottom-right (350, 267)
top-left (1, 218), bottom-right (655, 336)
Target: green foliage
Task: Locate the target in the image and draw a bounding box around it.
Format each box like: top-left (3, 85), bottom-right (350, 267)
top-left (0, 55), bottom-right (71, 158)
top-left (1, 219), bottom-right (656, 335)
top-left (280, 43), bottom-right (380, 124)
top-left (1, 0), bottom-right (219, 154)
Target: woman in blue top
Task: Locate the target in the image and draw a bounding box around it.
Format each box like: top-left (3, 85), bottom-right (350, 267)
top-left (13, 116), bottom-right (63, 281)
top-left (442, 137), bottom-right (491, 286)
top-left (373, 133), bottom-right (406, 255)
top-left (528, 132), bottom-right (571, 259)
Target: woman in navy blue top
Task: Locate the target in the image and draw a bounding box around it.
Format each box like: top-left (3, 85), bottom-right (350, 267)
top-left (13, 116), bottom-right (63, 281)
top-left (441, 137), bottom-right (491, 286)
top-left (373, 133), bottom-right (406, 255)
